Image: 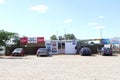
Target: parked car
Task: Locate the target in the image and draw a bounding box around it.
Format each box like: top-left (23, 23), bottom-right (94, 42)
top-left (100, 47), bottom-right (112, 56)
top-left (79, 47), bottom-right (91, 56)
top-left (36, 48), bottom-right (50, 57)
top-left (12, 48), bottom-right (25, 56)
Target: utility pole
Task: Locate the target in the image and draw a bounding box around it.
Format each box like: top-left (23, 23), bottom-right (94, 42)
top-left (56, 30), bottom-right (58, 40)
top-left (100, 28), bottom-right (102, 39)
top-left (64, 28), bottom-right (66, 40)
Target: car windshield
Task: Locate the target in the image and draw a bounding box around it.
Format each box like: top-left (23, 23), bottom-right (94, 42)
top-left (14, 48), bottom-right (23, 52)
top-left (38, 48), bottom-right (46, 51)
top-left (82, 47), bottom-right (90, 50)
top-left (103, 48), bottom-right (111, 50)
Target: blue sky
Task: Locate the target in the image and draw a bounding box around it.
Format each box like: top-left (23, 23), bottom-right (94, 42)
top-left (0, 0), bottom-right (120, 40)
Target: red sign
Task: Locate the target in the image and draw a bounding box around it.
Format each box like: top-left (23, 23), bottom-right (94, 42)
top-left (20, 38), bottom-right (28, 44)
top-left (37, 37), bottom-right (44, 43)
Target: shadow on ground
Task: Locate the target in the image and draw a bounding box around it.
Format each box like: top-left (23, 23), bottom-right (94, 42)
top-left (37, 54), bottom-right (53, 57)
top-left (0, 55), bottom-right (30, 59)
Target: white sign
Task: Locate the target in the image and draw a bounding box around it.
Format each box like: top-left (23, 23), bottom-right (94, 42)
top-left (28, 37), bottom-right (37, 43)
top-left (51, 41), bottom-right (58, 54)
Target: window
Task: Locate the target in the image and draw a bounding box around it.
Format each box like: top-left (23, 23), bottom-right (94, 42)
top-left (0, 48), bottom-right (3, 51)
top-left (58, 42), bottom-right (65, 49)
top-left (62, 43), bottom-right (65, 49)
top-left (58, 43), bottom-right (61, 49)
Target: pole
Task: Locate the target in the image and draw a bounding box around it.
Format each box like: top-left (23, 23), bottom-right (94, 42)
top-left (56, 30), bottom-right (58, 40)
top-left (100, 28), bottom-right (102, 39)
top-left (64, 28), bottom-right (66, 40)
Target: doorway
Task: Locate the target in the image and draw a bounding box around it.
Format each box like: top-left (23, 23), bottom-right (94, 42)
top-left (58, 41), bottom-right (65, 54)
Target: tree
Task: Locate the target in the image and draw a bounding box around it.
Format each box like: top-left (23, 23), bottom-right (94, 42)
top-left (64, 33), bottom-right (76, 40)
top-left (12, 34), bottom-right (20, 47)
top-left (0, 30), bottom-right (17, 46)
top-left (11, 34), bottom-right (27, 47)
top-left (50, 35), bottom-right (57, 40)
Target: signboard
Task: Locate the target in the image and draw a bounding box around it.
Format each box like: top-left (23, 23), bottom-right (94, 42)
top-left (101, 39), bottom-right (110, 44)
top-left (110, 39), bottom-right (120, 44)
top-left (45, 41), bottom-right (51, 53)
top-left (101, 38), bottom-right (120, 44)
top-left (28, 37), bottom-right (37, 43)
top-left (72, 40), bottom-right (76, 45)
top-left (20, 38), bottom-right (28, 44)
top-left (51, 41), bottom-right (58, 54)
top-left (37, 37), bottom-right (44, 43)
top-left (20, 37), bottom-right (44, 44)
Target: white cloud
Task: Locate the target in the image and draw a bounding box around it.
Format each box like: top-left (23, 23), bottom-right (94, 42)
top-left (88, 22), bottom-right (99, 26)
top-left (64, 19), bottom-right (72, 23)
top-left (29, 5), bottom-right (48, 13)
top-left (88, 22), bottom-right (105, 29)
top-left (95, 26), bottom-right (104, 29)
top-left (0, 0), bottom-right (5, 4)
top-left (98, 16), bottom-right (104, 19)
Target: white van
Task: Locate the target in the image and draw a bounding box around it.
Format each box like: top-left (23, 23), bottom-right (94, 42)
top-left (0, 46), bottom-right (5, 55)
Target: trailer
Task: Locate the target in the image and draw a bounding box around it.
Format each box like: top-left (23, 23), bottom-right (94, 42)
top-left (75, 39), bottom-right (104, 54)
top-left (0, 46), bottom-right (5, 55)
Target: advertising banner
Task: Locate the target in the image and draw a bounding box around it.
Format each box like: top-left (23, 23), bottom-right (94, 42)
top-left (20, 37), bottom-right (44, 44)
top-left (101, 39), bottom-right (110, 44)
top-left (72, 40), bottom-right (76, 45)
top-left (28, 37), bottom-right (37, 43)
top-left (45, 41), bottom-right (51, 53)
top-left (37, 37), bottom-right (44, 43)
top-left (110, 38), bottom-right (120, 44)
top-left (20, 38), bottom-right (28, 44)
top-left (51, 41), bottom-right (58, 54)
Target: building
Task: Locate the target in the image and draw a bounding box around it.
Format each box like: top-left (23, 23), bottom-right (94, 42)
top-left (46, 40), bottom-right (77, 55)
top-left (20, 37), bottom-right (45, 55)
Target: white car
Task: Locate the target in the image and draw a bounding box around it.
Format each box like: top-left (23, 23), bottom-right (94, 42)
top-left (36, 48), bottom-right (50, 57)
top-left (12, 48), bottom-right (25, 56)
top-left (100, 47), bottom-right (112, 56)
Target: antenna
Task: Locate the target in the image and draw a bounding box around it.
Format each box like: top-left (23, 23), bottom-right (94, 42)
top-left (56, 30), bottom-right (58, 40)
top-left (100, 28), bottom-right (102, 39)
top-left (64, 28), bottom-right (66, 40)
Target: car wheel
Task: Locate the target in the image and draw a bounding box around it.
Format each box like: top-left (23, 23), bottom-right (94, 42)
top-left (110, 54), bottom-right (112, 56)
top-left (21, 54), bottom-right (24, 56)
top-left (22, 54), bottom-right (25, 56)
top-left (81, 53), bottom-right (83, 56)
top-left (79, 52), bottom-right (81, 55)
top-left (102, 54), bottom-right (104, 56)
top-left (89, 54), bottom-right (91, 56)
top-left (37, 55), bottom-right (39, 57)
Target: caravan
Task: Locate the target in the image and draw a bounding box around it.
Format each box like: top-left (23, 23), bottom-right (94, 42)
top-left (0, 46), bottom-right (5, 55)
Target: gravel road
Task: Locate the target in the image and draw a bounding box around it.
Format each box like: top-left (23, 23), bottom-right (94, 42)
top-left (0, 54), bottom-right (120, 80)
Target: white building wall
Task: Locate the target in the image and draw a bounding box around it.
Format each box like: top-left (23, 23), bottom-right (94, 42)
top-left (65, 41), bottom-right (76, 54)
top-left (45, 40), bottom-right (77, 55)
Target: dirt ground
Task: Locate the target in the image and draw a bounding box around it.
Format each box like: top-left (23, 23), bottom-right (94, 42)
top-left (0, 54), bottom-right (120, 80)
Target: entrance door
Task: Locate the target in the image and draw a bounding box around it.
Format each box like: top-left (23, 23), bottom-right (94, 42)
top-left (58, 42), bottom-right (65, 54)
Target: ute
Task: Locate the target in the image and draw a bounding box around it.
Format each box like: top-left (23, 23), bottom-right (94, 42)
top-left (12, 48), bottom-right (25, 56)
